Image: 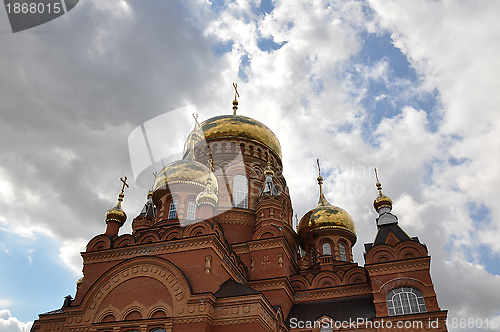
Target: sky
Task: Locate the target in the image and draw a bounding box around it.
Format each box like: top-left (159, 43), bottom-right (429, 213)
top-left (1, 0), bottom-right (500, 331)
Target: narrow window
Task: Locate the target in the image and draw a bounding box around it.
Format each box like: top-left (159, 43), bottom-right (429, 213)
top-left (386, 287), bottom-right (427, 316)
top-left (339, 242), bottom-right (347, 261)
top-left (168, 200), bottom-right (177, 219)
top-left (186, 201), bottom-right (196, 221)
top-left (309, 245), bottom-right (316, 265)
top-left (233, 174), bottom-right (248, 208)
top-left (322, 242), bottom-right (331, 255)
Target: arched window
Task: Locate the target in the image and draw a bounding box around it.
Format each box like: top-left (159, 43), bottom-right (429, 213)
top-left (186, 201), bottom-right (196, 221)
top-left (339, 242), bottom-right (347, 261)
top-left (322, 242), bottom-right (331, 255)
top-left (150, 329), bottom-right (165, 332)
top-left (233, 174), bottom-right (248, 208)
top-left (386, 287), bottom-right (427, 316)
top-left (168, 200), bottom-right (177, 219)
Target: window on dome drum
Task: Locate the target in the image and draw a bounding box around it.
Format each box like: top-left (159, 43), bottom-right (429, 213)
top-left (150, 329), bottom-right (166, 332)
top-left (233, 174), bottom-right (248, 209)
top-left (322, 242), bottom-right (331, 255)
top-left (339, 242), bottom-right (347, 261)
top-left (386, 287), bottom-right (427, 316)
top-left (168, 200), bottom-right (177, 219)
top-left (186, 201), bottom-right (196, 221)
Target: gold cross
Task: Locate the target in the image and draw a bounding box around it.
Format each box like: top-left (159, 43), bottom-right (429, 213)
top-left (374, 167), bottom-right (380, 182)
top-left (233, 83), bottom-right (239, 100)
top-left (120, 177), bottom-right (129, 194)
top-left (192, 113), bottom-right (199, 127)
top-left (317, 158), bottom-right (321, 177)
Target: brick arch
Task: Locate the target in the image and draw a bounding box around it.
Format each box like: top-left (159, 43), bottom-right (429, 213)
top-left (136, 231), bottom-right (160, 245)
top-left (311, 272), bottom-right (342, 288)
top-left (365, 244), bottom-right (397, 264)
top-left (343, 267), bottom-right (367, 285)
top-left (256, 228), bottom-right (276, 239)
top-left (183, 221), bottom-right (210, 238)
top-left (86, 235), bottom-right (111, 252)
top-left (114, 234), bottom-right (136, 248)
top-left (146, 300), bottom-right (172, 319)
top-left (394, 241), bottom-right (427, 260)
top-left (80, 256), bottom-right (192, 323)
top-left (379, 277), bottom-right (429, 296)
top-left (120, 302), bottom-right (146, 321)
top-left (96, 306), bottom-right (119, 323)
top-left (290, 275), bottom-right (309, 291)
top-left (161, 227), bottom-right (182, 241)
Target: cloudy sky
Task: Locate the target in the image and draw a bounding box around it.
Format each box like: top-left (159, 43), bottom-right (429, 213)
top-left (1, 0), bottom-right (500, 331)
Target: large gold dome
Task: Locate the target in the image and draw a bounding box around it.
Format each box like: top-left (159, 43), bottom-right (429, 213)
top-left (153, 159), bottom-right (218, 193)
top-left (199, 115), bottom-right (282, 159)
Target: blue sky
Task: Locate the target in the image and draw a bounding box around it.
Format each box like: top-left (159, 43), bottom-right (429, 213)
top-left (1, 1), bottom-right (500, 331)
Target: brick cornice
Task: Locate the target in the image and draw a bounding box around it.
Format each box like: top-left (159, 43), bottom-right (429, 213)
top-left (248, 277), bottom-right (295, 301)
top-left (82, 234), bottom-right (227, 264)
top-left (294, 283), bottom-right (373, 303)
top-left (365, 256), bottom-right (431, 276)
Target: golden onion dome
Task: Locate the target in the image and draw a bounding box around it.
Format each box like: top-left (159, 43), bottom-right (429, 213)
top-left (297, 162), bottom-right (356, 245)
top-left (297, 194), bottom-right (356, 242)
top-left (199, 115), bottom-right (282, 159)
top-left (196, 176), bottom-right (218, 208)
top-left (373, 169), bottom-right (392, 211)
top-left (153, 159), bottom-right (218, 193)
top-left (373, 191), bottom-right (393, 211)
top-left (373, 181), bottom-right (392, 211)
top-left (105, 192), bottom-right (127, 226)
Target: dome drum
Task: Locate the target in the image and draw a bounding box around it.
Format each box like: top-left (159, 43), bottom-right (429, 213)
top-left (197, 114), bottom-right (282, 162)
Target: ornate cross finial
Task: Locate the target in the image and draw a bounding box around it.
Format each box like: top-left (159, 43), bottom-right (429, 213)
top-left (120, 176), bottom-right (129, 194)
top-left (374, 168), bottom-right (383, 195)
top-left (317, 158), bottom-right (321, 178)
top-left (232, 83), bottom-right (240, 115)
top-left (192, 113), bottom-right (199, 127)
top-left (233, 83), bottom-right (239, 100)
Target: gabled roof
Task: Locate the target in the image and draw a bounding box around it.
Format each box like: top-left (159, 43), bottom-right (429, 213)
top-left (214, 279), bottom-right (261, 298)
top-left (286, 295), bottom-right (376, 325)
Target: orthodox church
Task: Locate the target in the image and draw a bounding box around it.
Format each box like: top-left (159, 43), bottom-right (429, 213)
top-left (31, 91), bottom-right (448, 332)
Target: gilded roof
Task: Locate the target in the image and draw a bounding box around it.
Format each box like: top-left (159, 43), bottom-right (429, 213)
top-left (298, 199), bottom-right (356, 240)
top-left (153, 159), bottom-right (218, 193)
top-left (200, 115), bottom-right (282, 159)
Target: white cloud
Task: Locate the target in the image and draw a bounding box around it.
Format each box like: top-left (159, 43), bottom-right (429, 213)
top-left (59, 239), bottom-right (87, 276)
top-left (0, 310), bottom-right (33, 332)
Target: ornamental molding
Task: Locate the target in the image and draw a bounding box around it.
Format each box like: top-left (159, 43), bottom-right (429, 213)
top-left (365, 257), bottom-right (430, 276)
top-left (73, 257), bottom-right (191, 325)
top-left (83, 235), bottom-right (227, 265)
top-left (248, 278), bottom-right (295, 301)
top-left (294, 284), bottom-right (372, 302)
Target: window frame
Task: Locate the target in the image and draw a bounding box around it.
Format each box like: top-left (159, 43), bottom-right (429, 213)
top-left (232, 174), bottom-right (248, 209)
top-left (168, 200), bottom-right (178, 219)
top-left (186, 200), bottom-right (197, 221)
top-left (386, 286), bottom-right (427, 316)
top-left (322, 242), bottom-right (332, 256)
top-left (338, 242), bottom-right (347, 261)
